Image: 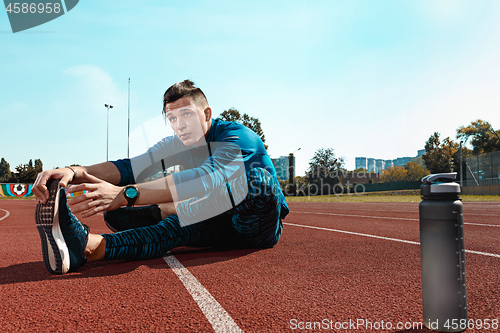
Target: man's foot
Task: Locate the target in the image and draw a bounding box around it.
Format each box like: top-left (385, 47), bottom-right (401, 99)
top-left (35, 179), bottom-right (89, 274)
top-left (103, 205), bottom-right (162, 232)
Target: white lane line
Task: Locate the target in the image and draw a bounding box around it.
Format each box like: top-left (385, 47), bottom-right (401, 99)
top-left (294, 210), bottom-right (417, 221)
top-left (163, 255), bottom-right (244, 333)
top-left (285, 222), bottom-right (419, 245)
top-left (309, 208), bottom-right (499, 217)
top-left (284, 222), bottom-right (500, 259)
top-left (464, 222), bottom-right (500, 227)
top-left (0, 208), bottom-right (10, 221)
top-left (293, 211), bottom-right (500, 227)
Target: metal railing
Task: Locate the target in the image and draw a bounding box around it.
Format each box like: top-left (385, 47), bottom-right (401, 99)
top-left (462, 178), bottom-right (500, 187)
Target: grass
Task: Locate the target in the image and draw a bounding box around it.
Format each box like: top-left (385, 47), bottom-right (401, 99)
top-left (285, 189), bottom-right (500, 203)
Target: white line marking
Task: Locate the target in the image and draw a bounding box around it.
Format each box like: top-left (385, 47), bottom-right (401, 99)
top-left (284, 222), bottom-right (500, 258)
top-left (285, 222), bottom-right (420, 245)
top-left (306, 207), bottom-right (499, 217)
top-left (294, 210), bottom-right (417, 221)
top-left (293, 211), bottom-right (500, 227)
top-left (163, 255), bottom-right (244, 333)
top-left (464, 222), bottom-right (500, 227)
top-left (0, 208), bottom-right (10, 221)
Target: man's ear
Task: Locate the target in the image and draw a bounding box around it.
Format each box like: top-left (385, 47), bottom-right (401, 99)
top-left (204, 107), bottom-right (212, 121)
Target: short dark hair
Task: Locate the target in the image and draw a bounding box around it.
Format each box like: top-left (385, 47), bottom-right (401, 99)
top-left (163, 79), bottom-right (208, 113)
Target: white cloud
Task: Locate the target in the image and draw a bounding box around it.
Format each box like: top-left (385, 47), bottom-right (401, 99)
top-left (63, 64), bottom-right (126, 113)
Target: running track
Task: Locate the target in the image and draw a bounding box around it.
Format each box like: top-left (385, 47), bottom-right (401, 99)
top-left (0, 200), bottom-right (498, 332)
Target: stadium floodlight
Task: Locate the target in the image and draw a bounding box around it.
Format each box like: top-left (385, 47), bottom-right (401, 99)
top-left (105, 104), bottom-right (114, 161)
top-left (460, 137), bottom-right (470, 187)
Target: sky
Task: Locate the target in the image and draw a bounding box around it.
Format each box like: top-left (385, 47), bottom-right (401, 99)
top-left (2, 0), bottom-right (500, 177)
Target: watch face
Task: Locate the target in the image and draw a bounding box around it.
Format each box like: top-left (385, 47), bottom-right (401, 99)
top-left (125, 187), bottom-right (138, 199)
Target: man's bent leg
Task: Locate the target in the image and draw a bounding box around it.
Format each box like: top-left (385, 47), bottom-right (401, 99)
top-left (229, 168), bottom-right (284, 248)
top-left (176, 167), bottom-right (284, 249)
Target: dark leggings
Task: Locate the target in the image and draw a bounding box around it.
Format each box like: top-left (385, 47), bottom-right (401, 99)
top-left (102, 168), bottom-right (284, 261)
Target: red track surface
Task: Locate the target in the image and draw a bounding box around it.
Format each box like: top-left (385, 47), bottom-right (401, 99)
top-left (0, 200), bottom-right (499, 332)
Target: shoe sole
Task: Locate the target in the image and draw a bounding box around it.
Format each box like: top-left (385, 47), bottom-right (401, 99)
top-left (35, 180), bottom-right (70, 274)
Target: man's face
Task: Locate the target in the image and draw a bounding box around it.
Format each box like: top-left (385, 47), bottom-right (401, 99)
top-left (164, 96), bottom-right (211, 146)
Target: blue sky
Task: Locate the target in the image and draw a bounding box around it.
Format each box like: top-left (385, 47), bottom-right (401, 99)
top-left (2, 0), bottom-right (500, 176)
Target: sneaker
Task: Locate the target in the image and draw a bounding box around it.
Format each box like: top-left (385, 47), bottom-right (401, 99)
top-left (35, 179), bottom-right (89, 274)
top-left (104, 205), bottom-right (162, 232)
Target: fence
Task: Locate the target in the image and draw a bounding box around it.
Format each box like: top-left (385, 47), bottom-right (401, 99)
top-left (463, 150), bottom-right (500, 183)
top-left (461, 150), bottom-right (500, 195)
top-left (462, 178), bottom-right (500, 187)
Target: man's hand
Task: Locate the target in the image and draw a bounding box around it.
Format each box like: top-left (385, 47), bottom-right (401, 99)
top-left (67, 172), bottom-right (127, 217)
top-left (33, 168), bottom-right (75, 204)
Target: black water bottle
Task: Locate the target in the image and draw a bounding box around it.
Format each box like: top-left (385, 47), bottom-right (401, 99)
top-left (419, 173), bottom-right (467, 332)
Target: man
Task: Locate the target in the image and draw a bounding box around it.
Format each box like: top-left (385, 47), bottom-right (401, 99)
top-left (33, 80), bottom-right (289, 274)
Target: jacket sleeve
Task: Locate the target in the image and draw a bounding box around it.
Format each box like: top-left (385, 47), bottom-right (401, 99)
top-left (172, 141), bottom-right (247, 201)
top-left (110, 136), bottom-right (184, 186)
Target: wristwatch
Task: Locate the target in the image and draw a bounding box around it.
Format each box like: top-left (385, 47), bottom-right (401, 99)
top-left (123, 185), bottom-right (139, 207)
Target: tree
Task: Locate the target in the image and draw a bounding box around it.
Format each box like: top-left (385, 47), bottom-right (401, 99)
top-left (380, 166), bottom-right (408, 182)
top-left (35, 159), bottom-right (43, 175)
top-left (422, 132), bottom-right (461, 174)
top-left (411, 156), bottom-right (426, 169)
top-left (404, 161), bottom-right (430, 181)
top-left (6, 158), bottom-right (44, 183)
top-left (218, 108), bottom-right (268, 149)
top-left (306, 148), bottom-right (345, 195)
top-left (456, 119), bottom-right (500, 154)
top-left (0, 158), bottom-right (11, 183)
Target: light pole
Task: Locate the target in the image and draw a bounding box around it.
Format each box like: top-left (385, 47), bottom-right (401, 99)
top-left (289, 148), bottom-right (301, 185)
top-left (105, 104), bottom-right (113, 161)
top-left (128, 78), bottom-right (130, 159)
top-left (460, 136), bottom-right (472, 187)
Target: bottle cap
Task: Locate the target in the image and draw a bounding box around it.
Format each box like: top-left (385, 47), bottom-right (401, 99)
top-left (421, 172), bottom-right (461, 196)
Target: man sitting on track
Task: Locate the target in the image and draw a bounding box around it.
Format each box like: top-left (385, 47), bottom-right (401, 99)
top-left (32, 79), bottom-right (289, 274)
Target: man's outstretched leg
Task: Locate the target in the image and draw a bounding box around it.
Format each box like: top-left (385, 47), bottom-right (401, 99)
top-left (35, 179), bottom-right (237, 274)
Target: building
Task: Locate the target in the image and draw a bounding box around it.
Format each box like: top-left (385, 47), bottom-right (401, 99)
top-left (393, 156), bottom-right (413, 167)
top-left (355, 157), bottom-right (368, 170)
top-left (375, 159), bottom-right (386, 172)
top-left (367, 158), bottom-right (376, 172)
top-left (271, 156), bottom-right (290, 181)
top-left (355, 149), bottom-right (424, 173)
